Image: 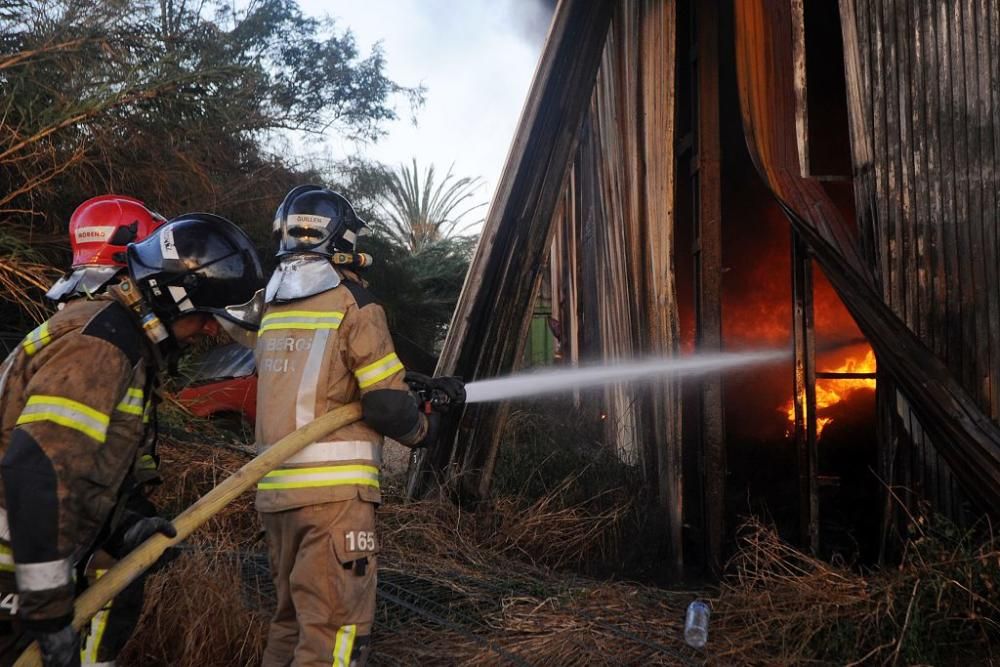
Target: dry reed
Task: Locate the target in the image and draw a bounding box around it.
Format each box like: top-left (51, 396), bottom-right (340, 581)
top-left (121, 430), bottom-right (997, 666)
top-left (713, 517), bottom-right (1000, 665)
top-left (119, 549), bottom-right (268, 666)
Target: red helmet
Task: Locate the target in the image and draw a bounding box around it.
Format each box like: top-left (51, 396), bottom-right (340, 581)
top-left (46, 195), bottom-right (167, 302)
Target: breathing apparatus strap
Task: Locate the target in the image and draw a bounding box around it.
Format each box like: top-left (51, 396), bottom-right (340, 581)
top-left (108, 278), bottom-right (169, 346)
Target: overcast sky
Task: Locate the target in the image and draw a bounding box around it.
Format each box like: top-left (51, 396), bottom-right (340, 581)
top-left (296, 0), bottom-right (553, 203)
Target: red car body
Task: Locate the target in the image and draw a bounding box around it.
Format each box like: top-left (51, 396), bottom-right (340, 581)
top-left (176, 374), bottom-right (258, 422)
top-left (174, 343), bottom-right (258, 422)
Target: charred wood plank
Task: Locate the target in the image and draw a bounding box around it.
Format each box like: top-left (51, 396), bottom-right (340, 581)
top-left (693, 0), bottom-right (726, 574)
top-left (791, 231), bottom-right (819, 553)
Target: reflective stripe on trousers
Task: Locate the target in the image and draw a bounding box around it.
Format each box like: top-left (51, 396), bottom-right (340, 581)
top-left (81, 569), bottom-right (112, 666)
top-left (0, 544), bottom-right (13, 573)
top-left (136, 454), bottom-right (157, 472)
top-left (333, 625), bottom-right (357, 667)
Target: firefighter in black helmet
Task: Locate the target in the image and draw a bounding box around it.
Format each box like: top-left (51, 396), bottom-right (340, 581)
top-left (255, 186), bottom-right (463, 667)
top-left (0, 214), bottom-right (264, 667)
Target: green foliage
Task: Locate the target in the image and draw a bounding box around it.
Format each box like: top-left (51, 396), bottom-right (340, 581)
top-left (0, 1), bottom-right (476, 355)
top-left (0, 0), bottom-right (422, 224)
top-left (376, 158), bottom-right (485, 253)
top-left (360, 231), bottom-right (476, 355)
top-left (0, 0), bottom-right (422, 325)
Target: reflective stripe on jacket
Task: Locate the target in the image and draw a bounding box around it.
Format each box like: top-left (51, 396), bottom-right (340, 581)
top-left (0, 298), bottom-right (156, 623)
top-left (254, 276), bottom-right (423, 512)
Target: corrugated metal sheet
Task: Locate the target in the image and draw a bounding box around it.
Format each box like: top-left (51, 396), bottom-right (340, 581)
top-left (545, 0), bottom-right (681, 566)
top-left (408, 1), bottom-right (682, 566)
top-left (845, 1), bottom-right (1000, 411)
top-left (734, 0), bottom-right (1000, 513)
top-left (840, 0), bottom-right (1000, 517)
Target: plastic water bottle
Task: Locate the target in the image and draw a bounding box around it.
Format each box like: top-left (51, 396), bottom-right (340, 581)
top-left (684, 600), bottom-right (710, 648)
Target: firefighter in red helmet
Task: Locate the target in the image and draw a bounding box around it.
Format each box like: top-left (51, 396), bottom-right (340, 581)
top-left (0, 214), bottom-right (265, 667)
top-left (46, 195), bottom-right (167, 304)
top-left (40, 195), bottom-right (168, 667)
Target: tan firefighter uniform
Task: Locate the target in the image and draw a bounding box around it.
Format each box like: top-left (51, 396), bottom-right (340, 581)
top-left (0, 296), bottom-right (158, 665)
top-left (256, 276), bottom-right (429, 667)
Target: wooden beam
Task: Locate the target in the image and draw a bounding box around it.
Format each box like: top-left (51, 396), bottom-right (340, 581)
top-left (693, 0), bottom-right (726, 573)
top-left (640, 0), bottom-right (682, 577)
top-left (791, 230), bottom-right (819, 554)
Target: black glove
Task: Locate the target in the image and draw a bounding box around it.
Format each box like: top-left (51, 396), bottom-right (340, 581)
top-left (414, 411), bottom-right (441, 448)
top-left (120, 516), bottom-right (177, 554)
top-left (32, 624), bottom-right (80, 667)
top-left (429, 376), bottom-right (466, 412)
top-left (404, 371), bottom-right (433, 393)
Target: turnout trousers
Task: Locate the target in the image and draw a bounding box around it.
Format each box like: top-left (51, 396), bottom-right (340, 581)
top-left (0, 557), bottom-right (147, 667)
top-left (260, 499), bottom-right (377, 667)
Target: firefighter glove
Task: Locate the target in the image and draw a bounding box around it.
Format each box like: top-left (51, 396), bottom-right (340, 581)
top-left (120, 516), bottom-right (177, 554)
top-left (32, 624), bottom-right (80, 667)
top-left (415, 411), bottom-right (441, 448)
top-left (429, 376), bottom-right (466, 412)
top-left (404, 371), bottom-right (432, 394)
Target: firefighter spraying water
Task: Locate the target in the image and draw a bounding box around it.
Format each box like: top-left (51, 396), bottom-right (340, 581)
top-left (13, 339), bottom-right (789, 667)
top-left (9, 190), bottom-right (789, 667)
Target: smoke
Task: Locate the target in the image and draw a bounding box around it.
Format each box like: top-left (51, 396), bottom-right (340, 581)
top-left (505, 0), bottom-right (557, 46)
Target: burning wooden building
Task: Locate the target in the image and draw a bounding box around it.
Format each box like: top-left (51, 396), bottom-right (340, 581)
top-left (407, 0), bottom-right (1000, 575)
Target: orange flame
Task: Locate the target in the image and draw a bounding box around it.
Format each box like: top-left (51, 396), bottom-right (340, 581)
top-left (782, 348), bottom-right (876, 438)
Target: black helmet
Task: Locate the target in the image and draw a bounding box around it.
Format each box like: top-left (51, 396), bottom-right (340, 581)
top-left (272, 185), bottom-right (367, 257)
top-left (127, 213), bottom-right (265, 332)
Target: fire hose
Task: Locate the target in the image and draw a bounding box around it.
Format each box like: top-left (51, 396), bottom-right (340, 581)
top-left (14, 402), bottom-right (362, 667)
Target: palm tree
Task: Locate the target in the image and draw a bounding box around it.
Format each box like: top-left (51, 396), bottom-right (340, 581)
top-left (377, 158), bottom-right (486, 254)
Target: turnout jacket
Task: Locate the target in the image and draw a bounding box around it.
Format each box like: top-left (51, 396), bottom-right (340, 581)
top-left (255, 276), bottom-right (428, 513)
top-left (0, 297), bottom-right (157, 626)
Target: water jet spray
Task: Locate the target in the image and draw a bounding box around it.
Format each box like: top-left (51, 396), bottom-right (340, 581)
top-left (460, 349), bottom-right (789, 404)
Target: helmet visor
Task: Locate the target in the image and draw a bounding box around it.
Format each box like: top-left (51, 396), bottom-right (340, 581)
top-left (44, 266), bottom-right (121, 302)
top-left (214, 315), bottom-right (258, 349)
top-left (280, 213), bottom-right (338, 254)
top-left (214, 288), bottom-right (265, 331)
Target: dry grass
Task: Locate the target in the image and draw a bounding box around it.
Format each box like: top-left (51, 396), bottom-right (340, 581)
top-left (118, 550), bottom-right (268, 666)
top-left (713, 517), bottom-right (1000, 665)
top-left (122, 430), bottom-right (999, 666)
top-left (369, 486), bottom-right (700, 667)
top-left (150, 416), bottom-right (261, 550)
